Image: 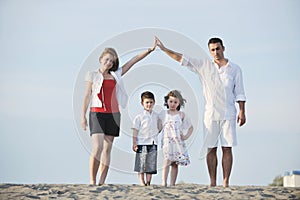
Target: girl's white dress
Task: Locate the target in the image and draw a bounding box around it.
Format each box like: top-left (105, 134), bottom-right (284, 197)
top-left (159, 110), bottom-right (192, 166)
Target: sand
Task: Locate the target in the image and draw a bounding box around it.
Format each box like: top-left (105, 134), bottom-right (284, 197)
top-left (0, 183), bottom-right (299, 200)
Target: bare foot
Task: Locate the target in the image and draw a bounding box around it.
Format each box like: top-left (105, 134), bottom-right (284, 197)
top-left (90, 180), bottom-right (96, 185)
top-left (210, 183), bottom-right (217, 187)
top-left (223, 180), bottom-right (229, 187)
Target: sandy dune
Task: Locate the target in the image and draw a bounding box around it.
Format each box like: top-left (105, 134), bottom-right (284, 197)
top-left (0, 183), bottom-right (299, 199)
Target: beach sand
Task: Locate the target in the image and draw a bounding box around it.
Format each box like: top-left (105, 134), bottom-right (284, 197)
top-left (0, 183), bottom-right (299, 199)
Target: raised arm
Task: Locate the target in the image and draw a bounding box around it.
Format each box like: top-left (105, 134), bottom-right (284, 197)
top-left (121, 39), bottom-right (157, 76)
top-left (155, 36), bottom-right (183, 63)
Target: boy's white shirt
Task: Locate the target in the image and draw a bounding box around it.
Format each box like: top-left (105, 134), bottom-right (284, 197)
top-left (132, 110), bottom-right (159, 145)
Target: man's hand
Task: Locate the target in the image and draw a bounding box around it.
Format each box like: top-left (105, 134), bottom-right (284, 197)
top-left (237, 111), bottom-right (246, 126)
top-left (155, 36), bottom-right (165, 50)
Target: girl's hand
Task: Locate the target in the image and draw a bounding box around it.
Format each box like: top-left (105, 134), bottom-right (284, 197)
top-left (181, 134), bottom-right (187, 141)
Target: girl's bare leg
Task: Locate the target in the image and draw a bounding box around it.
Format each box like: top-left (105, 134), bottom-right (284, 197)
top-left (162, 159), bottom-right (170, 186)
top-left (90, 134), bottom-right (104, 185)
top-left (98, 135), bottom-right (114, 185)
top-left (170, 163), bottom-right (178, 186)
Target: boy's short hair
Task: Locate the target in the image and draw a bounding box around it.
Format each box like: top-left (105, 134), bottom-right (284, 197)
top-left (141, 91), bottom-right (155, 102)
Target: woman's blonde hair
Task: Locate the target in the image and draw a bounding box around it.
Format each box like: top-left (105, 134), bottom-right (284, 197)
top-left (99, 47), bottom-right (119, 71)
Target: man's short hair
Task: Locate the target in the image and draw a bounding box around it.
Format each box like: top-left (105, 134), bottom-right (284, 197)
top-left (208, 37), bottom-right (224, 47)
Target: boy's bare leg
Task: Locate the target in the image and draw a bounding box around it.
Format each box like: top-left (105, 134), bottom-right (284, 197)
top-left (139, 173), bottom-right (146, 186)
top-left (146, 173), bottom-right (152, 186)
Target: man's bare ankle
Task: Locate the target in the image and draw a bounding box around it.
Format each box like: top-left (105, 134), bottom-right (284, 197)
top-left (210, 183), bottom-right (217, 187)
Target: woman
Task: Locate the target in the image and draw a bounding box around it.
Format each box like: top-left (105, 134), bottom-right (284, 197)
top-left (81, 40), bottom-right (156, 185)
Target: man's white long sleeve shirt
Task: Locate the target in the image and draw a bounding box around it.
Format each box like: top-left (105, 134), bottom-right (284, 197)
top-left (181, 55), bottom-right (246, 121)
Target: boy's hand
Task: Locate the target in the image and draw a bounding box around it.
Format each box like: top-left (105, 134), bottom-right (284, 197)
top-left (132, 145), bottom-right (138, 152)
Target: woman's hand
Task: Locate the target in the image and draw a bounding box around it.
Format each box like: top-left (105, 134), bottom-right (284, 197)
top-left (121, 37), bottom-right (157, 76)
top-left (149, 37), bottom-right (157, 52)
top-left (81, 116), bottom-right (88, 131)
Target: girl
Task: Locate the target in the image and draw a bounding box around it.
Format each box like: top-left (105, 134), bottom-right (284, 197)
top-left (81, 40), bottom-right (156, 185)
top-left (159, 90), bottom-right (194, 187)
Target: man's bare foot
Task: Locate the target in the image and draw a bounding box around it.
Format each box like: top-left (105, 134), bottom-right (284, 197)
top-left (210, 181), bottom-right (217, 187)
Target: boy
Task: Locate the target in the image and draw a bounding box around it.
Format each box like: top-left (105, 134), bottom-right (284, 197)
top-left (132, 91), bottom-right (161, 186)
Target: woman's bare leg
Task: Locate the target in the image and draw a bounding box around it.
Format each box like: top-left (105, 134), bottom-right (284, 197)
top-left (90, 134), bottom-right (104, 185)
top-left (98, 135), bottom-right (114, 185)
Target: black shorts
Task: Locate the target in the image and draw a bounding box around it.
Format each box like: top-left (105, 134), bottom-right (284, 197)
top-left (89, 112), bottom-right (121, 137)
top-left (134, 144), bottom-right (157, 174)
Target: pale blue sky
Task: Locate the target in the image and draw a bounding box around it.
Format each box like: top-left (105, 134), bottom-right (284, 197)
top-left (0, 0), bottom-right (299, 186)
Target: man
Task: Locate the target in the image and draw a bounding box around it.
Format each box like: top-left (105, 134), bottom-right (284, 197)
top-left (155, 36), bottom-right (246, 187)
